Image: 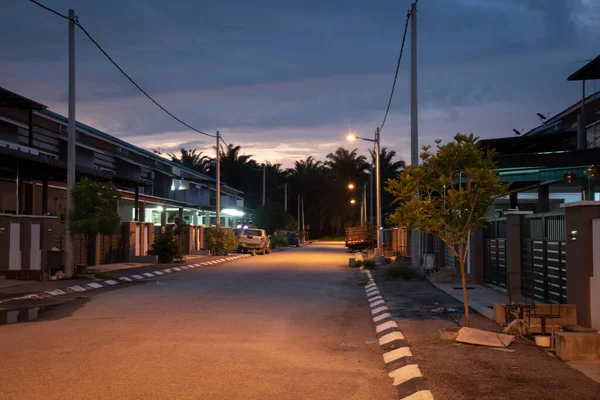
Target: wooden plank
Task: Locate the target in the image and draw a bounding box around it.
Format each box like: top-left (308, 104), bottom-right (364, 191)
top-left (456, 327), bottom-right (514, 348)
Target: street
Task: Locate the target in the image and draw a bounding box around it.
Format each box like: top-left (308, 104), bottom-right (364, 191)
top-left (1, 244), bottom-right (397, 400)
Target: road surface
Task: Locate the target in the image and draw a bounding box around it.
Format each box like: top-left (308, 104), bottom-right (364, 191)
top-left (1, 243), bottom-right (396, 400)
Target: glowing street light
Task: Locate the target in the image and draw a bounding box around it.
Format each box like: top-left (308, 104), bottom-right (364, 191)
top-left (348, 183), bottom-right (355, 190)
top-left (350, 199), bottom-right (356, 204)
top-left (345, 128), bottom-right (382, 253)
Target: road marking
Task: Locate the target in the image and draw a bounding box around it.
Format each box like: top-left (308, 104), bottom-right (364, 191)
top-left (131, 275), bottom-right (144, 280)
top-left (118, 277), bottom-right (133, 282)
top-left (367, 290), bottom-right (381, 298)
top-left (388, 364), bottom-right (422, 386)
top-left (371, 306), bottom-right (389, 315)
top-left (172, 267), bottom-right (182, 271)
top-left (153, 271), bottom-right (164, 275)
top-left (402, 390), bottom-right (435, 400)
top-left (370, 299), bottom-right (386, 308)
top-left (373, 312), bottom-right (392, 323)
top-left (369, 295), bottom-right (384, 302)
top-left (376, 320), bottom-right (399, 333)
top-left (68, 285), bottom-right (87, 292)
top-left (200, 263), bottom-right (207, 266)
top-left (163, 269), bottom-right (172, 273)
top-left (143, 273), bottom-right (155, 277)
top-left (366, 286), bottom-right (379, 293)
top-left (45, 289), bottom-right (67, 296)
top-left (379, 331), bottom-right (405, 346)
top-left (180, 266), bottom-right (189, 270)
top-left (383, 347), bottom-right (413, 364)
top-left (104, 280), bottom-right (119, 285)
top-left (87, 283), bottom-right (103, 289)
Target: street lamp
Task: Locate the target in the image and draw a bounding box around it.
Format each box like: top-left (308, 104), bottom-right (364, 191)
top-left (348, 183), bottom-right (355, 190)
top-left (350, 199), bottom-right (356, 204)
top-left (346, 128), bottom-right (382, 254)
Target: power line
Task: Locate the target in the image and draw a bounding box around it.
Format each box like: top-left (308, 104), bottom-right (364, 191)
top-left (28, 0), bottom-right (216, 139)
top-left (379, 1), bottom-right (418, 133)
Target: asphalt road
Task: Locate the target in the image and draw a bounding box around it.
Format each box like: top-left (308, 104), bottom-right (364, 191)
top-left (1, 243), bottom-right (396, 400)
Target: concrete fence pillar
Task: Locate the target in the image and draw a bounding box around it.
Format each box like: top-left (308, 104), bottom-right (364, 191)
top-left (563, 201), bottom-right (600, 327)
top-left (505, 211), bottom-right (532, 299)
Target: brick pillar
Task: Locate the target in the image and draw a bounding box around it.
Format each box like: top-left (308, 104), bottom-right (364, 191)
top-left (505, 211), bottom-right (531, 300)
top-left (563, 201), bottom-right (600, 327)
top-left (122, 222), bottom-right (137, 262)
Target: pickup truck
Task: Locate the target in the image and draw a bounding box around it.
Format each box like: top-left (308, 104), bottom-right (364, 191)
top-left (345, 226), bottom-right (369, 251)
top-left (236, 228), bottom-right (271, 255)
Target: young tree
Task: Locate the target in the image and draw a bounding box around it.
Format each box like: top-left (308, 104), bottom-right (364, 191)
top-left (69, 178), bottom-right (121, 266)
top-left (386, 133), bottom-right (508, 327)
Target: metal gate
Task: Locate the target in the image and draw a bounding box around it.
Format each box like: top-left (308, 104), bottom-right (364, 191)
top-left (483, 218), bottom-right (507, 288)
top-left (521, 212), bottom-right (566, 304)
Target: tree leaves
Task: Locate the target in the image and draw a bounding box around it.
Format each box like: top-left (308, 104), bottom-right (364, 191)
top-left (69, 177), bottom-right (121, 237)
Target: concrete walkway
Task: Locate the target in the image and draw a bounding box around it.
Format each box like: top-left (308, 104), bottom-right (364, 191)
top-left (431, 282), bottom-right (510, 321)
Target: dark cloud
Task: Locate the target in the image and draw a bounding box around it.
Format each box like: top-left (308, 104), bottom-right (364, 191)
top-left (1, 0), bottom-right (599, 166)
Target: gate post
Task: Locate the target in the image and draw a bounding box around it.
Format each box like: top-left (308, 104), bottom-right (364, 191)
top-left (505, 211), bottom-right (531, 300)
top-left (562, 201), bottom-right (600, 327)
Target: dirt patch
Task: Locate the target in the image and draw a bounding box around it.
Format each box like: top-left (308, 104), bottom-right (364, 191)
top-left (374, 275), bottom-right (600, 400)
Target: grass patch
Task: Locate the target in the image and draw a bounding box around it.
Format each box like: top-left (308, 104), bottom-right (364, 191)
top-left (319, 236), bottom-right (345, 241)
top-left (383, 261), bottom-right (420, 281)
top-left (93, 271), bottom-right (115, 280)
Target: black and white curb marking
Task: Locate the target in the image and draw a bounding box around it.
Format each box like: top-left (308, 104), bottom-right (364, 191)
top-left (0, 254), bottom-right (253, 304)
top-left (363, 269), bottom-right (435, 400)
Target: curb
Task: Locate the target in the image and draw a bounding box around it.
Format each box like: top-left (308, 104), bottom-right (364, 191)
top-left (1, 254), bottom-right (253, 304)
top-left (362, 269), bottom-right (435, 400)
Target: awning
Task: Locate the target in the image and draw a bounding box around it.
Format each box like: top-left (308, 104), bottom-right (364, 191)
top-left (568, 55), bottom-right (600, 81)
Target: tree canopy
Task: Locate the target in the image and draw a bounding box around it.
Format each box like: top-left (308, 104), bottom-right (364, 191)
top-left (386, 133), bottom-right (508, 326)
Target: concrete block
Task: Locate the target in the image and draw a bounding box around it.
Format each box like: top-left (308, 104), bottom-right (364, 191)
top-left (555, 332), bottom-right (600, 361)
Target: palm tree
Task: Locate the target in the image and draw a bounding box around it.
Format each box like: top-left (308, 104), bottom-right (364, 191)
top-left (322, 148), bottom-right (370, 235)
top-left (286, 156), bottom-right (325, 235)
top-left (369, 147), bottom-right (406, 226)
top-left (168, 148), bottom-right (211, 173)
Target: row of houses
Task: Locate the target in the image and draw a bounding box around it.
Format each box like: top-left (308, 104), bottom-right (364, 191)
top-left (0, 86), bottom-right (250, 275)
top-left (385, 56), bottom-right (600, 330)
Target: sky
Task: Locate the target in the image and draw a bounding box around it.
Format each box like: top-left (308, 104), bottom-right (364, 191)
top-left (2, 0), bottom-right (600, 167)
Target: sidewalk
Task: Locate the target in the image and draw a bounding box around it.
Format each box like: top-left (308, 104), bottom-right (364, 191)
top-left (371, 272), bottom-right (600, 399)
top-left (0, 253), bottom-right (247, 305)
top-left (431, 282), bottom-right (512, 322)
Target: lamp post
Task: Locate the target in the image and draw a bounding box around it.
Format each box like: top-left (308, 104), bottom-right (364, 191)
top-left (347, 128), bottom-right (381, 254)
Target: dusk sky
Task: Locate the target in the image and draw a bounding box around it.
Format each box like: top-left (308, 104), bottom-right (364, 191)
top-left (3, 0), bottom-right (600, 167)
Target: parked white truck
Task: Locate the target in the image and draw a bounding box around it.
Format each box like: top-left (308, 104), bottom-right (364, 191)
top-left (235, 228), bottom-right (271, 255)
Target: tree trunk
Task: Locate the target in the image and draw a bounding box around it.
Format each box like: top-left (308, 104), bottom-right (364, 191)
top-left (458, 259), bottom-right (471, 327)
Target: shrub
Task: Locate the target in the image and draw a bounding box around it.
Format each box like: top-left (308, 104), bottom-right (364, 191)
top-left (385, 264), bottom-right (419, 280)
top-left (147, 228), bottom-right (184, 263)
top-left (270, 233), bottom-right (288, 248)
top-left (206, 226), bottom-right (238, 255)
top-left (363, 259), bottom-right (375, 269)
top-left (385, 257), bottom-right (393, 264)
top-left (350, 260), bottom-right (363, 268)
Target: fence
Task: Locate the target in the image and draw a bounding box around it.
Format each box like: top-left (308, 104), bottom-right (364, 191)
top-left (483, 218), bottom-right (507, 288)
top-left (521, 211), bottom-right (567, 304)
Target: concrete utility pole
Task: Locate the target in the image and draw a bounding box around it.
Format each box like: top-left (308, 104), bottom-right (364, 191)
top-left (64, 9), bottom-right (76, 277)
top-left (262, 164), bottom-right (266, 206)
top-left (284, 183), bottom-right (287, 211)
top-left (375, 128), bottom-right (382, 254)
top-left (370, 164), bottom-right (374, 224)
top-left (301, 196), bottom-right (305, 236)
top-left (216, 131), bottom-right (221, 226)
top-left (297, 195), bottom-right (300, 234)
top-left (410, 2), bottom-right (421, 269)
top-left (362, 183), bottom-right (367, 227)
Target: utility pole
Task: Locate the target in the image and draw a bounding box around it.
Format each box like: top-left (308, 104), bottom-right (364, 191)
top-left (362, 183), bottom-right (367, 227)
top-left (370, 164), bottom-right (374, 224)
top-left (375, 127), bottom-right (382, 255)
top-left (297, 195), bottom-right (300, 234)
top-left (216, 131), bottom-right (221, 226)
top-left (64, 9), bottom-right (76, 278)
top-left (262, 163), bottom-right (266, 206)
top-left (284, 183), bottom-right (287, 212)
top-left (410, 2), bottom-right (421, 269)
top-left (301, 196), bottom-right (305, 239)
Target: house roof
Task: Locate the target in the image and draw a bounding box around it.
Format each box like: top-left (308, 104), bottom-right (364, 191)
top-left (0, 87), bottom-right (47, 110)
top-left (39, 109), bottom-right (244, 195)
top-left (568, 55), bottom-right (600, 81)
